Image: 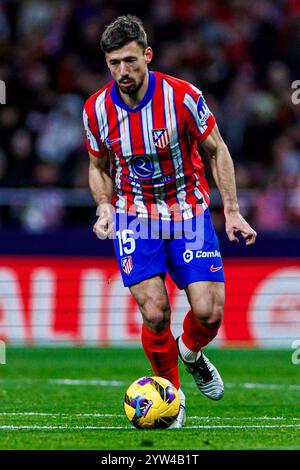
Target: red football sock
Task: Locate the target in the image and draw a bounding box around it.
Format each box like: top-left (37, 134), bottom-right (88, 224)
top-left (182, 309), bottom-right (220, 352)
top-left (141, 324), bottom-right (180, 389)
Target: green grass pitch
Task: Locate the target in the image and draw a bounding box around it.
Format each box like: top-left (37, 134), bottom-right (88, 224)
top-left (0, 347), bottom-right (299, 450)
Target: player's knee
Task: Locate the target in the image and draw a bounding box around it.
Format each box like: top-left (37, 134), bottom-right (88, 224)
top-left (140, 297), bottom-right (171, 331)
top-left (143, 315), bottom-right (170, 332)
top-left (193, 299), bottom-right (224, 329)
top-left (211, 301), bottom-right (224, 324)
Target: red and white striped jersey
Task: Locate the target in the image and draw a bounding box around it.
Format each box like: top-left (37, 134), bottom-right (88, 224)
top-left (83, 71), bottom-right (216, 220)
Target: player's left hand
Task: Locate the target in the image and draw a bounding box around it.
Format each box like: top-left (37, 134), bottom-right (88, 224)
top-left (225, 211), bottom-right (257, 245)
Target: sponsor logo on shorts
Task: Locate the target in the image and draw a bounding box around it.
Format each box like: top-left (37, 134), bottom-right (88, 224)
top-left (183, 249), bottom-right (221, 264)
top-left (183, 250), bottom-right (194, 263)
top-left (210, 265), bottom-right (222, 273)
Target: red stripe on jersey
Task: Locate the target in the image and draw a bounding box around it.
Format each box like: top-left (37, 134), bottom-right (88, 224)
top-left (105, 89), bottom-right (121, 149)
top-left (84, 85), bottom-right (110, 158)
top-left (127, 111), bottom-right (144, 154)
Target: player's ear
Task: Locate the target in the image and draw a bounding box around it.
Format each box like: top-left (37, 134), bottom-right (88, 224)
top-left (104, 54), bottom-right (110, 69)
top-left (144, 46), bottom-right (153, 64)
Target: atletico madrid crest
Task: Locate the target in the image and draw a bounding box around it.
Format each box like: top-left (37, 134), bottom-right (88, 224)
top-left (152, 128), bottom-right (170, 149)
top-left (121, 256), bottom-right (133, 275)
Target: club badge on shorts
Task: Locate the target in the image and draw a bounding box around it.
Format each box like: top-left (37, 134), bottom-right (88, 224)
top-left (152, 128), bottom-right (170, 149)
top-left (121, 256), bottom-right (133, 275)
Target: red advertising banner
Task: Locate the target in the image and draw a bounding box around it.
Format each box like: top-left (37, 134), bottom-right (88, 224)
top-left (0, 257), bottom-right (299, 347)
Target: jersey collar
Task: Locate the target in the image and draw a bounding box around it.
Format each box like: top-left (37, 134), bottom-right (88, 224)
top-left (110, 71), bottom-right (156, 113)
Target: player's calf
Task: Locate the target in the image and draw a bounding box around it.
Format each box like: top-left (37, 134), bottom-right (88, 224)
top-left (177, 308), bottom-right (224, 401)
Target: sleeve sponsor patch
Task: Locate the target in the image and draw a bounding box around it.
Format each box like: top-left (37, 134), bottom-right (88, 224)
top-left (196, 94), bottom-right (211, 126)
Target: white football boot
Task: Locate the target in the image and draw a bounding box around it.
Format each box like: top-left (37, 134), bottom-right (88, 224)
top-left (177, 338), bottom-right (224, 401)
top-left (168, 388), bottom-right (186, 429)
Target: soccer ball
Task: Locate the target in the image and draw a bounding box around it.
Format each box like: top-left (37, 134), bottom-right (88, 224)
top-left (124, 376), bottom-right (180, 429)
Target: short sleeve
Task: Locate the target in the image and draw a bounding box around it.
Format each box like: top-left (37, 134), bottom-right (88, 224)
top-left (183, 84), bottom-right (216, 142)
top-left (83, 107), bottom-right (109, 158)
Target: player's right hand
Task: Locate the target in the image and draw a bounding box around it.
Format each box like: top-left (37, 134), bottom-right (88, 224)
top-left (93, 203), bottom-right (114, 239)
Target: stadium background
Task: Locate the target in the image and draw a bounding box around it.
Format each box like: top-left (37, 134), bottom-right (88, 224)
top-left (0, 0), bottom-right (300, 349)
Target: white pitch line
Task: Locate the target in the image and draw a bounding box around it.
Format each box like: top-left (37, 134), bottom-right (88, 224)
top-left (0, 412), bottom-right (124, 417)
top-left (244, 383), bottom-right (300, 390)
top-left (184, 424), bottom-right (300, 429)
top-left (48, 380), bottom-right (300, 391)
top-left (226, 383), bottom-right (300, 391)
top-left (0, 413), bottom-right (57, 417)
top-left (0, 426), bottom-right (132, 430)
top-left (77, 413), bottom-right (124, 417)
top-left (1, 413), bottom-right (299, 421)
top-left (48, 379), bottom-right (125, 386)
top-left (188, 416), bottom-right (300, 421)
top-left (1, 378), bottom-right (299, 391)
top-left (1, 424), bottom-right (300, 431)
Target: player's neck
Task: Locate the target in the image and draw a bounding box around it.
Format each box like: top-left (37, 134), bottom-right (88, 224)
top-left (117, 72), bottom-right (149, 109)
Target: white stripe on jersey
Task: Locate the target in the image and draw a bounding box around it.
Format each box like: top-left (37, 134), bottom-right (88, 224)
top-left (162, 79), bottom-right (193, 220)
top-left (192, 171), bottom-right (209, 211)
top-left (189, 84), bottom-right (202, 95)
top-left (194, 186), bottom-right (208, 211)
top-left (184, 93), bottom-right (208, 135)
top-left (95, 89), bottom-right (109, 143)
top-left (141, 102), bottom-right (161, 177)
top-left (141, 102), bottom-right (171, 220)
top-left (115, 105), bottom-right (148, 217)
top-left (113, 152), bottom-right (127, 212)
top-left (83, 109), bottom-right (100, 152)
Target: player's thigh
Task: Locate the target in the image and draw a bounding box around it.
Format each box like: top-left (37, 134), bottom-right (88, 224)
top-left (129, 275), bottom-right (171, 324)
top-left (185, 280), bottom-right (225, 324)
top-left (114, 214), bottom-right (168, 287)
top-left (166, 209), bottom-right (225, 290)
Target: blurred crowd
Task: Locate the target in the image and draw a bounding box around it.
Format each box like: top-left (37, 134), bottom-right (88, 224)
top-left (0, 0), bottom-right (300, 231)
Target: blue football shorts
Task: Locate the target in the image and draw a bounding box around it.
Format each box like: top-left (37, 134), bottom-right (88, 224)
top-left (113, 209), bottom-right (225, 289)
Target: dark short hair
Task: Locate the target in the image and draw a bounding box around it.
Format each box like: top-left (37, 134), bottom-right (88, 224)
top-left (100, 15), bottom-right (148, 53)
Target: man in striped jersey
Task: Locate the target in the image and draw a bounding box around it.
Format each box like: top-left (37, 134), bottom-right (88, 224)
top-left (84, 15), bottom-right (257, 428)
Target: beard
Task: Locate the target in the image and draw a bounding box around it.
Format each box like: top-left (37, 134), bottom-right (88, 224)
top-left (118, 74), bottom-right (145, 96)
